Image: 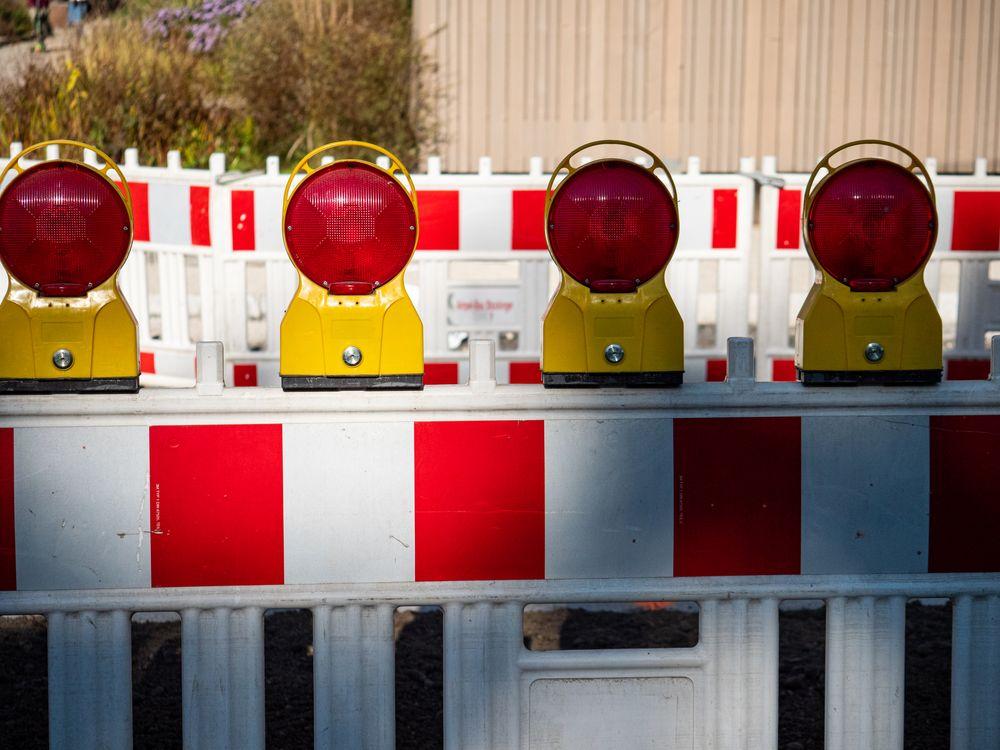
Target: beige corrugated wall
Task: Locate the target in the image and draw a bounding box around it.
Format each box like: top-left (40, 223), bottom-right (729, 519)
top-left (413, 0), bottom-right (1000, 173)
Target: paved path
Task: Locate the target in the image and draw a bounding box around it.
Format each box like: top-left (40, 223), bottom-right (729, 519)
top-left (0, 27), bottom-right (70, 83)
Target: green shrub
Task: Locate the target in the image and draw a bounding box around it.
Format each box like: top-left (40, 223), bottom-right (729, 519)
top-left (0, 0), bottom-right (439, 170)
top-left (221, 0), bottom-right (439, 167)
top-left (0, 0), bottom-right (32, 40)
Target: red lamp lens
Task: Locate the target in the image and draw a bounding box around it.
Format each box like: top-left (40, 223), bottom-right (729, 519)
top-left (0, 162), bottom-right (131, 297)
top-left (807, 160), bottom-right (935, 290)
top-left (284, 161), bottom-right (416, 294)
top-left (546, 160), bottom-right (678, 292)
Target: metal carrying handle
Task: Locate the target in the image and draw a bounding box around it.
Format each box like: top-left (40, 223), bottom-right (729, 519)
top-left (283, 140), bottom-right (419, 222)
top-left (0, 139), bottom-right (133, 215)
top-left (803, 138), bottom-right (936, 215)
top-left (545, 139), bottom-right (679, 215)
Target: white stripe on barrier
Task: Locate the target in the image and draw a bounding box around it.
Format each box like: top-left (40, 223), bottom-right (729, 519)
top-left (14, 426), bottom-right (150, 591)
top-left (283, 422), bottom-right (415, 584)
top-left (544, 418), bottom-right (674, 579)
top-left (801, 416), bottom-right (930, 575)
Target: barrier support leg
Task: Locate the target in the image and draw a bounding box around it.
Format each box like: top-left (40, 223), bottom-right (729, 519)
top-left (951, 594), bottom-right (1000, 749)
top-left (181, 606), bottom-right (265, 750)
top-left (48, 609), bottom-right (132, 750)
top-left (825, 596), bottom-right (905, 750)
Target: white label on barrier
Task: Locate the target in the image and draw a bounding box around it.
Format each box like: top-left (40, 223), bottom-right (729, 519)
top-left (447, 287), bottom-right (520, 326)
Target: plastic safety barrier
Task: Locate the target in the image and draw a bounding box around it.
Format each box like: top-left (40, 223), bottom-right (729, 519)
top-left (1, 338), bottom-right (999, 748)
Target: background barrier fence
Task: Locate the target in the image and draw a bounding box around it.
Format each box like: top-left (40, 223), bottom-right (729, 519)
top-left (1, 338), bottom-right (999, 748)
top-left (0, 144), bottom-right (997, 388)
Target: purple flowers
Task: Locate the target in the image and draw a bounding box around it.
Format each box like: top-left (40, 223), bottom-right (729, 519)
top-left (144, 0), bottom-right (260, 53)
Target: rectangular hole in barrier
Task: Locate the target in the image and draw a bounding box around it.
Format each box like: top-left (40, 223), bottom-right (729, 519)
top-left (0, 614), bottom-right (47, 748)
top-left (787, 261), bottom-right (814, 348)
top-left (144, 253), bottom-right (162, 340)
top-left (904, 599), bottom-right (952, 748)
top-left (779, 600), bottom-right (825, 749)
top-left (395, 606), bottom-right (443, 750)
top-left (523, 602), bottom-right (699, 651)
top-left (131, 612), bottom-right (181, 749)
top-left (184, 255), bottom-right (203, 343)
top-left (696, 260), bottom-right (718, 349)
top-left (985, 330), bottom-right (1000, 350)
top-left (264, 609), bottom-right (313, 749)
top-left (447, 331), bottom-right (469, 352)
top-left (989, 260), bottom-right (1000, 282)
top-left (447, 259), bottom-right (520, 282)
top-left (499, 330), bottom-right (519, 351)
top-left (245, 261), bottom-right (268, 352)
top-left (938, 260), bottom-right (960, 350)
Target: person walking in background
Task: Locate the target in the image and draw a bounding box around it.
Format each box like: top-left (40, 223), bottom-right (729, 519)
top-left (28, 0), bottom-right (51, 52)
top-left (67, 0), bottom-right (88, 28)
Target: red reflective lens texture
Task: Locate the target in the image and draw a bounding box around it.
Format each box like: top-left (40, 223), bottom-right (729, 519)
top-left (0, 162), bottom-right (131, 297)
top-left (284, 161), bottom-right (416, 293)
top-left (807, 160), bottom-right (935, 290)
top-left (547, 160), bottom-right (678, 292)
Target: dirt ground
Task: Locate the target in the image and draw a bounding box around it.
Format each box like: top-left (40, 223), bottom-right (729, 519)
top-left (0, 602), bottom-right (951, 749)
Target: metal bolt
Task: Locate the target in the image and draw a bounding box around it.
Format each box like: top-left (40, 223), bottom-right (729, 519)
top-left (287, 225), bottom-right (293, 232)
top-left (865, 342), bottom-right (884, 363)
top-left (342, 346), bottom-right (362, 367)
top-left (604, 343), bottom-right (625, 364)
top-left (52, 349), bottom-right (73, 370)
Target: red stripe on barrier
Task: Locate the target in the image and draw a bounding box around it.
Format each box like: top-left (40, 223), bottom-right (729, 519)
top-left (772, 359), bottom-right (797, 382)
top-left (711, 189), bottom-right (738, 249)
top-left (673, 417), bottom-right (801, 576)
top-left (231, 190), bottom-right (256, 251)
top-left (139, 351), bottom-right (156, 375)
top-left (511, 190), bottom-right (547, 250)
top-left (233, 364), bottom-right (258, 387)
top-left (189, 186), bottom-right (211, 247)
top-left (705, 358), bottom-right (727, 382)
top-left (123, 181), bottom-right (150, 242)
top-left (929, 416), bottom-right (1000, 572)
top-left (950, 192), bottom-right (1000, 251)
top-left (415, 420), bottom-right (544, 581)
top-left (0, 428), bottom-right (14, 590)
top-left (509, 361), bottom-right (542, 384)
top-left (946, 358), bottom-right (991, 381)
top-left (150, 424), bottom-right (284, 587)
top-left (424, 362), bottom-right (459, 385)
top-left (776, 189), bottom-right (801, 249)
top-left (416, 190), bottom-right (460, 250)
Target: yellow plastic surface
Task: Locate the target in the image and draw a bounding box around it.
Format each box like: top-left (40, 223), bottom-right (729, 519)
top-left (0, 141), bottom-right (139, 381)
top-left (541, 140), bottom-right (684, 376)
top-left (279, 142), bottom-right (423, 378)
top-left (795, 140), bottom-right (942, 374)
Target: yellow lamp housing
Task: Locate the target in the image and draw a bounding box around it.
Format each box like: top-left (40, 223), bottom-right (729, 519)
top-left (541, 139), bottom-right (684, 387)
top-left (279, 141), bottom-right (423, 390)
top-left (795, 139), bottom-right (942, 385)
top-left (0, 140), bottom-right (139, 394)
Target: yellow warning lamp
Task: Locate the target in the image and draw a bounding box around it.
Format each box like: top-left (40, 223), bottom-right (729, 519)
top-left (0, 140), bottom-right (139, 393)
top-left (280, 141), bottom-right (423, 390)
top-left (796, 139), bottom-right (942, 384)
top-left (541, 140), bottom-right (684, 387)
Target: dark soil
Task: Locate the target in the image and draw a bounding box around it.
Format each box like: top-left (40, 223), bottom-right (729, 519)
top-left (0, 602), bottom-right (952, 749)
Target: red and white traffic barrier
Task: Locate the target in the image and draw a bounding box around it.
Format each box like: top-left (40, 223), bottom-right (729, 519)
top-left (2, 340), bottom-right (999, 750)
top-left (3, 339), bottom-right (998, 593)
top-left (758, 155), bottom-right (1000, 381)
